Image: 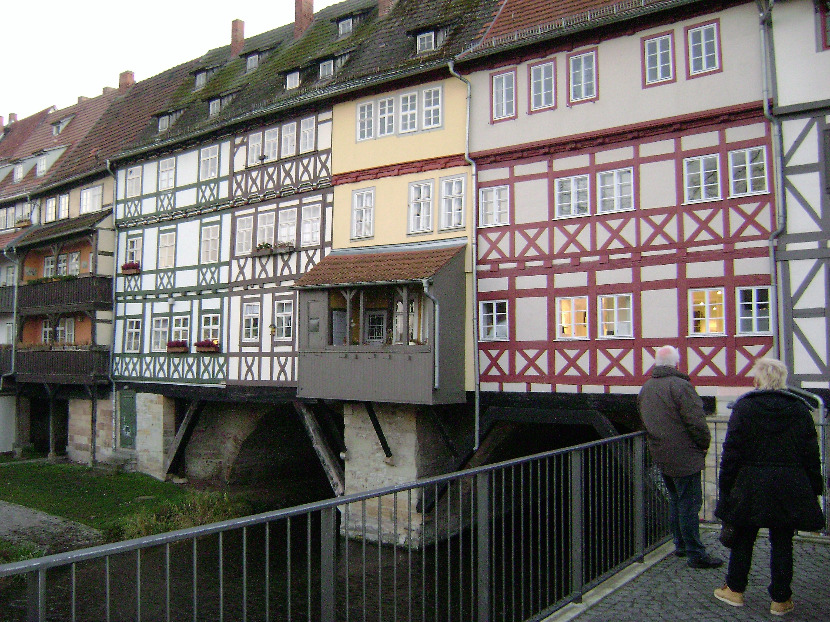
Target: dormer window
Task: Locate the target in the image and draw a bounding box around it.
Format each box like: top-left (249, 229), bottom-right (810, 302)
top-left (417, 32), bottom-right (435, 54)
top-left (209, 99), bottom-right (221, 117)
top-left (335, 53), bottom-right (350, 70)
top-left (51, 116), bottom-right (72, 136)
top-left (286, 71), bottom-right (300, 90)
top-left (319, 60), bottom-right (334, 80)
top-left (194, 68), bottom-right (216, 91)
top-left (338, 17), bottom-right (353, 37)
top-left (246, 53), bottom-right (260, 73)
top-left (12, 164), bottom-right (23, 183)
top-left (36, 155), bottom-right (46, 177)
top-left (158, 110), bottom-right (182, 133)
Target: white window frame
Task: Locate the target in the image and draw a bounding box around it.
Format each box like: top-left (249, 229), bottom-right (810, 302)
top-left (201, 223), bottom-right (220, 264)
top-left (417, 31), bottom-right (435, 54)
top-left (736, 286), bottom-right (771, 335)
top-left (492, 71), bottom-right (516, 121)
top-left (274, 300), bottom-right (293, 340)
top-left (598, 294), bottom-right (633, 338)
top-left (80, 185), bottom-right (103, 213)
top-left (338, 17), bottom-right (353, 37)
top-left (364, 310), bottom-right (387, 344)
top-left (357, 102), bottom-right (374, 141)
top-left (236, 215), bottom-right (254, 255)
top-left (286, 71), bottom-right (300, 90)
top-left (125, 318), bottom-right (142, 353)
top-left (300, 117), bottom-right (316, 153)
top-left (209, 99), bottom-right (221, 117)
top-left (257, 212), bottom-right (275, 248)
top-left (690, 287), bottom-right (725, 336)
top-left (201, 314), bottom-right (220, 343)
top-left (569, 51), bottom-right (597, 103)
top-left (243, 302), bottom-right (260, 341)
top-left (55, 318), bottom-right (75, 344)
top-left (67, 251), bottom-right (80, 276)
top-left (264, 128), bottom-right (279, 161)
top-left (126, 166), bottom-right (142, 198)
top-left (301, 204), bottom-right (321, 246)
top-left (687, 22), bottom-right (720, 76)
top-left (158, 231), bottom-right (176, 269)
top-left (557, 296), bottom-right (589, 340)
top-left (399, 93), bottom-right (418, 133)
top-left (171, 316), bottom-right (190, 344)
top-left (408, 181), bottom-right (433, 234)
top-left (479, 300), bottom-right (508, 341)
top-left (729, 147), bottom-right (767, 197)
top-left (597, 168), bottom-right (633, 214)
top-left (422, 87), bottom-right (441, 129)
top-left (644, 34), bottom-right (674, 84)
top-left (281, 122), bottom-right (297, 157)
top-left (530, 61), bottom-right (555, 111)
top-left (246, 53), bottom-right (259, 73)
top-left (440, 176), bottom-right (465, 230)
top-left (158, 157), bottom-right (176, 191)
top-left (684, 154), bottom-right (721, 203)
top-left (56, 254), bottom-right (67, 276)
top-left (319, 59), bottom-right (334, 80)
top-left (58, 194), bottom-right (69, 220)
top-left (42, 319), bottom-right (53, 344)
top-left (126, 237), bottom-right (142, 265)
top-left (278, 208), bottom-right (297, 245)
top-left (378, 98), bottom-right (395, 136)
top-left (43, 256), bottom-right (56, 278)
top-left (199, 145), bottom-right (219, 180)
top-left (36, 155), bottom-right (47, 177)
top-left (248, 133), bottom-right (263, 166)
top-left (45, 197), bottom-right (57, 223)
top-left (352, 189), bottom-right (374, 239)
top-left (555, 175), bottom-right (590, 218)
top-left (151, 317), bottom-right (169, 352)
top-left (479, 186), bottom-right (509, 227)
top-left (195, 70), bottom-right (208, 90)
top-left (13, 164), bottom-right (23, 183)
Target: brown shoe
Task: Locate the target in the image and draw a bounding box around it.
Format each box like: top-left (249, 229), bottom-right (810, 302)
top-left (714, 585), bottom-right (745, 607)
top-left (770, 599), bottom-right (794, 616)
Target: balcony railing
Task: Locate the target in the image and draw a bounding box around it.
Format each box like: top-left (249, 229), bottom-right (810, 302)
top-left (17, 276), bottom-right (112, 316)
top-left (0, 285), bottom-right (13, 313)
top-left (0, 346), bottom-right (11, 377)
top-left (15, 346), bottom-right (110, 384)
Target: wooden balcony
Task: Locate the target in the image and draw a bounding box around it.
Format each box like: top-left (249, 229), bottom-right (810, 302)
top-left (15, 346), bottom-right (110, 385)
top-left (0, 286), bottom-right (13, 313)
top-left (0, 346), bottom-right (12, 377)
top-left (18, 276), bottom-right (112, 316)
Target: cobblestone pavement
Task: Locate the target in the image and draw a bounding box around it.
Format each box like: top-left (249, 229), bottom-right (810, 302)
top-left (549, 530), bottom-right (830, 622)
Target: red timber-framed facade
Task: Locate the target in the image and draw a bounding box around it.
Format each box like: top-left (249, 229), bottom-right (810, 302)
top-left (464, 0), bottom-right (775, 416)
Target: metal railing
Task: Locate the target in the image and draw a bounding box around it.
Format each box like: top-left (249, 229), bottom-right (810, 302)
top-left (17, 275), bottom-right (112, 315)
top-left (703, 419), bottom-right (830, 536)
top-left (0, 433), bottom-right (670, 622)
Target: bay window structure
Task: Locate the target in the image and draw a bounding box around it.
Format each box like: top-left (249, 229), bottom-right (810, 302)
top-left (479, 300), bottom-right (508, 341)
top-left (690, 288), bottom-right (725, 335)
top-left (598, 294), bottom-right (633, 338)
top-left (557, 296), bottom-right (589, 339)
top-left (295, 242), bottom-right (466, 404)
top-left (737, 286), bottom-right (770, 334)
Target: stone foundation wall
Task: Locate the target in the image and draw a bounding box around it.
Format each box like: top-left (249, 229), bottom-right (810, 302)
top-left (135, 392), bottom-right (176, 479)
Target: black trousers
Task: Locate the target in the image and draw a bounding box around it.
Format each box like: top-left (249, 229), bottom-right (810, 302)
top-left (725, 524), bottom-right (795, 603)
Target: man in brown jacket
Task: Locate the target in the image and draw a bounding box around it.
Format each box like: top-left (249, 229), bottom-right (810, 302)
top-left (638, 345), bottom-right (723, 569)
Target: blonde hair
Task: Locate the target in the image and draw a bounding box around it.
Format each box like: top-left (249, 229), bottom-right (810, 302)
top-left (751, 358), bottom-right (788, 390)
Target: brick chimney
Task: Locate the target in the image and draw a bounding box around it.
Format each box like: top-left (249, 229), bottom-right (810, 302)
top-left (119, 71), bottom-right (135, 91)
top-left (379, 0), bottom-right (397, 17)
top-left (0, 116), bottom-right (4, 132)
top-left (102, 87), bottom-right (116, 95)
top-left (295, 0), bottom-right (313, 39)
top-left (9, 113), bottom-right (18, 124)
top-left (231, 19), bottom-right (245, 57)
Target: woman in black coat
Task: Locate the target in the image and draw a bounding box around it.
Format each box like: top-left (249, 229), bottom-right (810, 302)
top-left (713, 358), bottom-right (824, 616)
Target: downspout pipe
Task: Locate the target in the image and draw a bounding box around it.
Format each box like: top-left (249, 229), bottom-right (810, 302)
top-left (421, 278), bottom-right (440, 390)
top-left (106, 159), bottom-right (118, 452)
top-left (448, 60), bottom-right (482, 450)
top-left (756, 0), bottom-right (786, 359)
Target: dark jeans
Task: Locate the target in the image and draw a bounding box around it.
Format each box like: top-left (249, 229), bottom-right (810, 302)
top-left (663, 471), bottom-right (706, 560)
top-left (726, 524), bottom-right (794, 603)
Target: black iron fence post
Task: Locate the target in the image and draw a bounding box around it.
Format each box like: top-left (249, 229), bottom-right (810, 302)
top-left (570, 450), bottom-right (584, 602)
top-left (634, 435), bottom-right (646, 562)
top-left (320, 507), bottom-right (336, 621)
top-left (476, 472), bottom-right (490, 622)
top-left (27, 569), bottom-right (45, 622)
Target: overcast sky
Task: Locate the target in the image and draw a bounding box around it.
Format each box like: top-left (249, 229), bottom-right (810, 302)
top-left (2, 0), bottom-right (343, 123)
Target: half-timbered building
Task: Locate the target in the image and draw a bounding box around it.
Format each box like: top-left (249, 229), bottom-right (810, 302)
top-left (462, 0), bottom-right (778, 419)
top-left (771, 0), bottom-right (830, 401)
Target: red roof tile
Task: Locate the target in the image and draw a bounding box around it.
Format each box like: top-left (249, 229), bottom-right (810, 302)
top-left (295, 244), bottom-right (465, 288)
top-left (0, 108), bottom-right (52, 161)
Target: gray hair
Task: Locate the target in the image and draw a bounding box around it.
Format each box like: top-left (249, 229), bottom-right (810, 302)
top-left (654, 345), bottom-right (680, 368)
top-left (751, 357), bottom-right (788, 390)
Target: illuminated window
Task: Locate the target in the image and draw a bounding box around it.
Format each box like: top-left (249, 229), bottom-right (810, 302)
top-left (690, 288), bottom-right (725, 335)
top-left (557, 296), bottom-right (589, 339)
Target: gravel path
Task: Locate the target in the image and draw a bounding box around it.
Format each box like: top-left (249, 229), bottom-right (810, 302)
top-left (0, 500), bottom-right (103, 554)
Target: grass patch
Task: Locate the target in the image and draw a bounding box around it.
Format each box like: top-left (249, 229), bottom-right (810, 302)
top-left (0, 463), bottom-right (255, 542)
top-left (0, 540), bottom-right (43, 565)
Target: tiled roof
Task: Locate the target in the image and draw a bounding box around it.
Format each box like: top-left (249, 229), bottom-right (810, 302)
top-left (0, 108), bottom-right (52, 162)
top-left (0, 228), bottom-right (31, 251)
top-left (117, 0), bottom-right (500, 159)
top-left (472, 0), bottom-right (700, 52)
top-left (295, 243), bottom-right (465, 288)
top-left (47, 61), bottom-right (200, 187)
top-left (0, 92), bottom-right (119, 201)
top-left (12, 209), bottom-right (112, 249)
